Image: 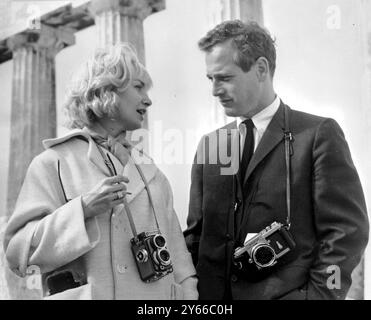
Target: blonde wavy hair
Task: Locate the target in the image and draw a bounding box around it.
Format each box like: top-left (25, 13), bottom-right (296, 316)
top-left (63, 43), bottom-right (152, 129)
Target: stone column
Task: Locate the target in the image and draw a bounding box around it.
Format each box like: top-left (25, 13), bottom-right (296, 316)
top-left (90, 0), bottom-right (165, 64)
top-left (6, 25), bottom-right (74, 219)
top-left (4, 25), bottom-right (75, 299)
top-left (220, 0), bottom-right (263, 24)
top-left (90, 0), bottom-right (165, 140)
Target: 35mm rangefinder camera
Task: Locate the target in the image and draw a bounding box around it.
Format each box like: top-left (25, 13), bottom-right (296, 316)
top-left (131, 231), bottom-right (173, 282)
top-left (234, 221), bottom-right (296, 270)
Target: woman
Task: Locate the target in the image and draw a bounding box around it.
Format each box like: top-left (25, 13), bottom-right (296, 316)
top-left (3, 43), bottom-right (198, 300)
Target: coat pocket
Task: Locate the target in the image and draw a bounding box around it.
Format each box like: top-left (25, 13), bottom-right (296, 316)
top-left (44, 283), bottom-right (92, 300)
top-left (170, 282), bottom-right (184, 300)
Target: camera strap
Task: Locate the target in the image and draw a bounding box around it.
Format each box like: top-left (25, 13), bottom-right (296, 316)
top-left (283, 106), bottom-right (293, 229)
top-left (95, 142), bottom-right (160, 237)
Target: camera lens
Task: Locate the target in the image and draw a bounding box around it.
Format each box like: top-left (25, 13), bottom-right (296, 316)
top-left (153, 234), bottom-right (166, 249)
top-left (154, 248), bottom-right (171, 266)
top-left (252, 244), bottom-right (276, 268)
top-left (136, 249), bottom-right (148, 263)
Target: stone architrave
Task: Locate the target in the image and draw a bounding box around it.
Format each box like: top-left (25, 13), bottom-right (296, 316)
top-left (4, 24), bottom-right (75, 299)
top-left (90, 0), bottom-right (165, 134)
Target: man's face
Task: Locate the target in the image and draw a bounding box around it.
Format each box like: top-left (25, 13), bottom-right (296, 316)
top-left (115, 77), bottom-right (151, 131)
top-left (205, 41), bottom-right (263, 118)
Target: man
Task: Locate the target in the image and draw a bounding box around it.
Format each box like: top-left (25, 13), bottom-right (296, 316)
top-left (184, 20), bottom-right (369, 300)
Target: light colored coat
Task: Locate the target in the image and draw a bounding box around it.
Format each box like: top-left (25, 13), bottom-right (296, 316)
top-left (3, 130), bottom-right (198, 300)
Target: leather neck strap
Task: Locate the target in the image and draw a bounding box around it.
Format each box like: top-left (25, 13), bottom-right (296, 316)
top-left (283, 106), bottom-right (293, 229)
top-left (95, 142), bottom-right (160, 237)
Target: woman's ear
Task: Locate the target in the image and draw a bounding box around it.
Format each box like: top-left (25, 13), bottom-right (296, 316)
top-left (255, 57), bottom-right (270, 81)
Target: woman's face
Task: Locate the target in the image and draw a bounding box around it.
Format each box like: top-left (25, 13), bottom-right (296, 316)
top-left (115, 77), bottom-right (152, 131)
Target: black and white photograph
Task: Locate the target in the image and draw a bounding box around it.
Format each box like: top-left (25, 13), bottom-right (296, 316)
top-left (0, 0), bottom-right (370, 302)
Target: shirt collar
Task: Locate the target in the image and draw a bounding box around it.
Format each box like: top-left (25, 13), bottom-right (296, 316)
top-left (237, 95), bottom-right (281, 131)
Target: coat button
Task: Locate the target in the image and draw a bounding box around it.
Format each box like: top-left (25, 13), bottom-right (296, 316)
top-left (231, 274), bottom-right (238, 282)
top-left (116, 264), bottom-right (128, 274)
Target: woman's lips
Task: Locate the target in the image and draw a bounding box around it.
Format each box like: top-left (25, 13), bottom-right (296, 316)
top-left (136, 110), bottom-right (146, 120)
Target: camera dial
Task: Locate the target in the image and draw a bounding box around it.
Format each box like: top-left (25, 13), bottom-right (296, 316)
top-left (251, 243), bottom-right (276, 268)
top-left (136, 249), bottom-right (149, 263)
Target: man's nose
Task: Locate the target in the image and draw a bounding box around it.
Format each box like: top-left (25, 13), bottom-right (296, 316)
top-left (212, 82), bottom-right (224, 97)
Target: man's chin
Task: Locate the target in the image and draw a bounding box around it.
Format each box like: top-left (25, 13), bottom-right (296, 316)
top-left (223, 108), bottom-right (237, 117)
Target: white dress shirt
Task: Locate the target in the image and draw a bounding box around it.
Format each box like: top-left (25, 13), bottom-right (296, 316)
top-left (236, 96), bottom-right (281, 158)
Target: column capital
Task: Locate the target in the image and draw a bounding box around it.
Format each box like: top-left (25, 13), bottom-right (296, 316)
top-left (6, 24), bottom-right (75, 57)
top-left (90, 0), bottom-right (165, 20)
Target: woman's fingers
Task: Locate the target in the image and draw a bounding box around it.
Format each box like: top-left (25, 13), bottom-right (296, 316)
top-left (108, 183), bottom-right (128, 193)
top-left (104, 175), bottom-right (129, 185)
top-left (110, 196), bottom-right (127, 206)
top-left (108, 190), bottom-right (131, 201)
top-left (82, 176), bottom-right (131, 219)
top-left (99, 175), bottom-right (129, 195)
top-left (100, 183), bottom-right (128, 198)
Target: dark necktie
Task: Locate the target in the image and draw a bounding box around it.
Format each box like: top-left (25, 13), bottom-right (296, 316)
top-left (240, 119), bottom-right (255, 182)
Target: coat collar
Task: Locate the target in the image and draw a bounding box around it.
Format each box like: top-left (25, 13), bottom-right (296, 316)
top-left (243, 102), bottom-right (287, 185)
top-left (43, 129), bottom-right (157, 204)
top-left (222, 102), bottom-right (287, 185)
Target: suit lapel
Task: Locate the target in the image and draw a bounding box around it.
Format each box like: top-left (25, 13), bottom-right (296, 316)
top-left (243, 103), bottom-right (286, 186)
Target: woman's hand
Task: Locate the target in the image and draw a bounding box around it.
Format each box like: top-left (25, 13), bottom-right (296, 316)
top-left (81, 175), bottom-right (130, 219)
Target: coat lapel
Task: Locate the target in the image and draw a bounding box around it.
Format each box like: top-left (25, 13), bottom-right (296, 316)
top-left (86, 139), bottom-right (158, 203)
top-left (124, 153), bottom-right (158, 204)
top-left (86, 135), bottom-right (115, 177)
top-left (243, 103), bottom-right (286, 186)
top-left (44, 130), bottom-right (157, 204)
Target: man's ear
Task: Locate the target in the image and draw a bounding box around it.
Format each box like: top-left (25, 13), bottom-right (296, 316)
top-left (255, 57), bottom-right (270, 81)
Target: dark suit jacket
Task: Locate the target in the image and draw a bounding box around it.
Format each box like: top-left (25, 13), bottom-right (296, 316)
top-left (184, 102), bottom-right (369, 300)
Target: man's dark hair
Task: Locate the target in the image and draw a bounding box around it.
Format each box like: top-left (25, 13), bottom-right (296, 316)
top-left (198, 20), bottom-right (276, 77)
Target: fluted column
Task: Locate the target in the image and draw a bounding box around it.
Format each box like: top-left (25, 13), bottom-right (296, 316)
top-left (6, 25), bottom-right (74, 219)
top-left (237, 0), bottom-right (263, 24)
top-left (4, 25), bottom-right (74, 299)
top-left (90, 0), bottom-right (165, 64)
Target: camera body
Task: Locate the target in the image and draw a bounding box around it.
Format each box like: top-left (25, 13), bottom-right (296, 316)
top-left (131, 230), bottom-right (173, 282)
top-left (234, 221), bottom-right (296, 270)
